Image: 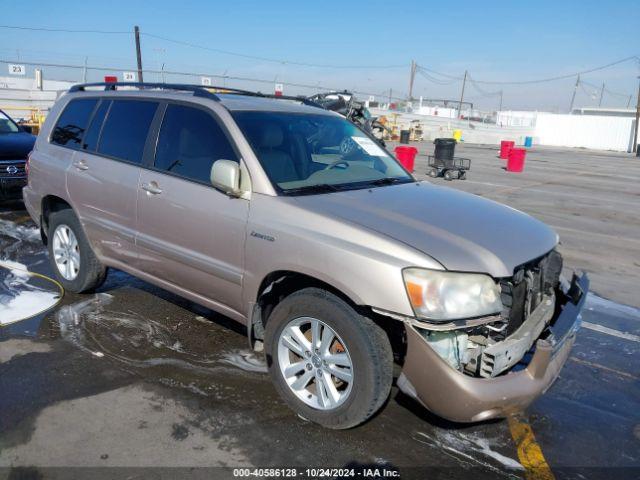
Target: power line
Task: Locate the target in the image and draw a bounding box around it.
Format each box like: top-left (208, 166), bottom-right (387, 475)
top-left (464, 56), bottom-right (640, 85)
top-left (416, 56), bottom-right (640, 86)
top-left (580, 79), bottom-right (631, 99)
top-left (416, 69), bottom-right (459, 86)
top-left (0, 24), bottom-right (129, 34)
top-left (466, 73), bottom-right (502, 97)
top-left (142, 32), bottom-right (405, 69)
top-left (0, 24), bottom-right (406, 70)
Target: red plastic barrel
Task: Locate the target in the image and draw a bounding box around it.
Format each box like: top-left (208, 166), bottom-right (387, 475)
top-left (507, 147), bottom-right (526, 172)
top-left (500, 140), bottom-right (515, 159)
top-left (394, 146), bottom-right (418, 172)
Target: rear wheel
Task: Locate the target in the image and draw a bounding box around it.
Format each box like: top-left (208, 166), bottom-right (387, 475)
top-left (265, 288), bottom-right (393, 429)
top-left (427, 168), bottom-right (439, 178)
top-left (48, 208), bottom-right (107, 293)
top-left (444, 170), bottom-right (456, 180)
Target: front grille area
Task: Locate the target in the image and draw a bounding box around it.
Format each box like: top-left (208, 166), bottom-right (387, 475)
top-left (0, 160), bottom-right (26, 178)
top-left (500, 250), bottom-right (563, 337)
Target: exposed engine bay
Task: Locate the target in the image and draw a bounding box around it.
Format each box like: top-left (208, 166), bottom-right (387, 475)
top-left (416, 250), bottom-right (565, 378)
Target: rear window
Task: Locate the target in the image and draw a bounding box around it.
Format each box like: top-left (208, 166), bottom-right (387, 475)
top-left (82, 100), bottom-right (110, 152)
top-left (97, 100), bottom-right (158, 164)
top-left (51, 98), bottom-right (98, 149)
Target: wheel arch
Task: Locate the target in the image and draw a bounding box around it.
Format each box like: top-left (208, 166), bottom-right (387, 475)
top-left (249, 270), bottom-right (406, 364)
top-left (40, 194), bottom-right (74, 245)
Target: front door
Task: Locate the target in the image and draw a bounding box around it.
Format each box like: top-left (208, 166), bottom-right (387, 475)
top-left (135, 102), bottom-right (249, 317)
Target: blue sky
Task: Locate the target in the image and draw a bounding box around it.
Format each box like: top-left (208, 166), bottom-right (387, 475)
top-left (1, 0), bottom-right (639, 111)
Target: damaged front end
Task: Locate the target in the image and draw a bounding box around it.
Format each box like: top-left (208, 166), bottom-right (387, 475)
top-left (396, 250), bottom-right (589, 423)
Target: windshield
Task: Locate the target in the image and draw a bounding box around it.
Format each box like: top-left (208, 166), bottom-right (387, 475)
top-left (0, 110), bottom-right (20, 134)
top-left (232, 111), bottom-right (413, 194)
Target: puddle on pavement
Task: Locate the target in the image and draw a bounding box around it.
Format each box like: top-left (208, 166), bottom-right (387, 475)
top-left (46, 292), bottom-right (269, 400)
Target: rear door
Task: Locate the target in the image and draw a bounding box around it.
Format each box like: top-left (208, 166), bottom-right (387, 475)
top-left (136, 102), bottom-right (249, 316)
top-left (66, 98), bottom-right (159, 263)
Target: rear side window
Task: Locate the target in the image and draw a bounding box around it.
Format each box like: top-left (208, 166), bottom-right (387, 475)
top-left (97, 100), bottom-right (158, 164)
top-left (82, 100), bottom-right (110, 152)
top-left (51, 98), bottom-right (98, 149)
top-left (154, 104), bottom-right (237, 184)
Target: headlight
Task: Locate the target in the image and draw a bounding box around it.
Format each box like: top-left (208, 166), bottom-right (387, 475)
top-left (403, 268), bottom-right (502, 321)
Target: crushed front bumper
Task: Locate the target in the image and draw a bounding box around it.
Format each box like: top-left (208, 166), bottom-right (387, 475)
top-left (397, 272), bottom-right (589, 423)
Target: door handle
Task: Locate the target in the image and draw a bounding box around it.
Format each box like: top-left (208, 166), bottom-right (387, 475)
top-left (142, 182), bottom-right (163, 195)
top-left (73, 160), bottom-right (89, 171)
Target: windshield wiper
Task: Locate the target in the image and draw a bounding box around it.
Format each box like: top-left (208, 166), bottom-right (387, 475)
top-left (365, 177), bottom-right (409, 187)
top-left (281, 183), bottom-right (344, 196)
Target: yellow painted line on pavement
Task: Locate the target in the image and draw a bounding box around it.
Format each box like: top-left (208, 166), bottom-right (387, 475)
top-left (508, 415), bottom-right (555, 480)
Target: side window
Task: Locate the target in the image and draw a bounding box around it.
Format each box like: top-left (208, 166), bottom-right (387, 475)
top-left (82, 100), bottom-right (110, 152)
top-left (51, 98), bottom-right (98, 149)
top-left (97, 100), bottom-right (158, 164)
top-left (155, 104), bottom-right (238, 184)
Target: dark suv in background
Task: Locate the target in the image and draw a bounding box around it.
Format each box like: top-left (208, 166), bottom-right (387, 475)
top-left (0, 109), bottom-right (35, 201)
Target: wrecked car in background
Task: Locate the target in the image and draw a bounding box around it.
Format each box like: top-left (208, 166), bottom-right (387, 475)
top-left (23, 82), bottom-right (588, 429)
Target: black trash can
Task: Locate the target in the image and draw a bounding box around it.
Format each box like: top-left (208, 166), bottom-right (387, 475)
top-left (400, 129), bottom-right (410, 144)
top-left (434, 138), bottom-right (456, 161)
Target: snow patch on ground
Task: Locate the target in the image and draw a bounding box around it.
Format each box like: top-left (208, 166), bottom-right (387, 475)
top-left (414, 430), bottom-right (523, 474)
top-left (221, 350), bottom-right (268, 373)
top-left (0, 259), bottom-right (60, 326)
top-left (0, 219), bottom-right (40, 242)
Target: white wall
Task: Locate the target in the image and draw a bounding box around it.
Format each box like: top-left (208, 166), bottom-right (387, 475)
top-left (535, 113), bottom-right (635, 152)
top-left (417, 106), bottom-right (457, 118)
top-left (496, 110), bottom-right (539, 127)
top-left (0, 76), bottom-right (73, 120)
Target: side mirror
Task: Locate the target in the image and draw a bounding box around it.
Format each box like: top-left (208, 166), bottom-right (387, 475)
top-left (210, 159), bottom-right (241, 196)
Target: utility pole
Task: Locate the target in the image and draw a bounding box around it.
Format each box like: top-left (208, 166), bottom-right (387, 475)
top-left (598, 82), bottom-right (605, 107)
top-left (457, 70), bottom-right (467, 119)
top-left (134, 25), bottom-right (144, 83)
top-left (627, 95), bottom-right (633, 108)
top-left (569, 74), bottom-right (580, 113)
top-left (388, 88), bottom-right (392, 106)
top-left (498, 90), bottom-right (503, 112)
top-left (408, 60), bottom-right (417, 100)
top-left (633, 76), bottom-right (640, 153)
top-left (82, 56), bottom-right (88, 83)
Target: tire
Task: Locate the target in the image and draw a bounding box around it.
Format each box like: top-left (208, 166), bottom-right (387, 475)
top-left (427, 168), bottom-right (438, 178)
top-left (460, 171), bottom-right (467, 180)
top-left (47, 208), bottom-right (107, 293)
top-left (265, 287), bottom-right (393, 429)
top-left (444, 170), bottom-right (453, 180)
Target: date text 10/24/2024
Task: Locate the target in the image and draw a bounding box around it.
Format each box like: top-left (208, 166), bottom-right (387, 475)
top-left (232, 467), bottom-right (401, 478)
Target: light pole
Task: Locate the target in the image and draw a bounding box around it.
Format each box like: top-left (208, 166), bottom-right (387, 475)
top-left (633, 75), bottom-right (640, 154)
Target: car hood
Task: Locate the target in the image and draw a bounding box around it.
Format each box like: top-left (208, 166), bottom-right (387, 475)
top-left (292, 182), bottom-right (558, 278)
top-left (0, 132), bottom-right (36, 160)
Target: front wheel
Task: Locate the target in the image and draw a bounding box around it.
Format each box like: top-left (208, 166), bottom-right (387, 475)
top-left (265, 288), bottom-right (393, 429)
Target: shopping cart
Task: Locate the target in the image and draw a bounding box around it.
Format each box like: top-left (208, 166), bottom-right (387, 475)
top-left (427, 155), bottom-right (471, 181)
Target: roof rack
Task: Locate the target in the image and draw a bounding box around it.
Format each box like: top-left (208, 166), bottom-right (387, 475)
top-left (68, 82), bottom-right (323, 109)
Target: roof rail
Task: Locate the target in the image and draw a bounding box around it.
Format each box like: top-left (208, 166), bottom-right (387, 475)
top-left (68, 82), bottom-right (225, 101)
top-left (68, 82), bottom-right (324, 109)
